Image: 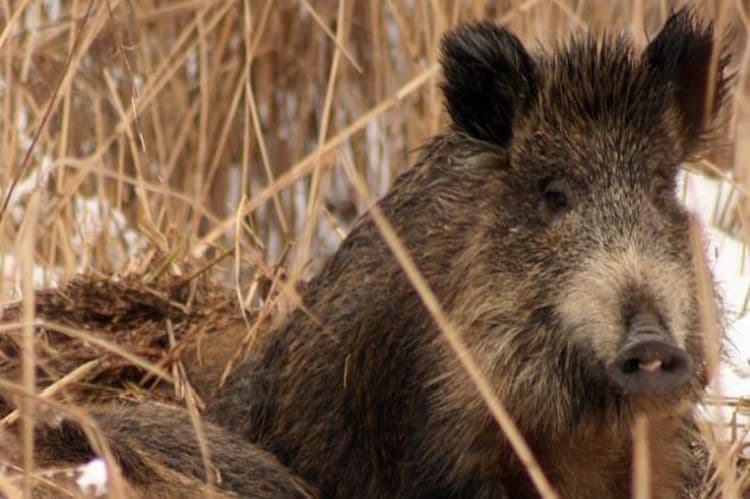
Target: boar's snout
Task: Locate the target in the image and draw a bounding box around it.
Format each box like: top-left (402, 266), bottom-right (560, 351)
top-left (607, 313), bottom-right (693, 396)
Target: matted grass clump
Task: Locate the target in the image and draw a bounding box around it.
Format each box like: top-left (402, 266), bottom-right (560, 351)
top-left (0, 248), bottom-right (263, 415)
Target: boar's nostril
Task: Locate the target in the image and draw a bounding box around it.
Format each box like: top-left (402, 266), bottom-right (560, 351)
top-left (607, 338), bottom-right (693, 396)
top-left (621, 358), bottom-right (640, 375)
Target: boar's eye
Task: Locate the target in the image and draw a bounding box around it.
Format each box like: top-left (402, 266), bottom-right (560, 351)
top-left (540, 179), bottom-right (574, 222)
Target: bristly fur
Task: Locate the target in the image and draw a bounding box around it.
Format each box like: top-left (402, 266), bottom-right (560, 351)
top-left (440, 21), bottom-right (538, 146)
top-left (203, 7), bottom-right (727, 498)
top-left (441, 7), bottom-right (731, 162)
top-left (29, 404), bottom-right (317, 498)
top-left (644, 6), bottom-right (734, 155)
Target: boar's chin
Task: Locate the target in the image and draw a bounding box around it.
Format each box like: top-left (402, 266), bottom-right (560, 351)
top-left (607, 369), bottom-right (705, 421)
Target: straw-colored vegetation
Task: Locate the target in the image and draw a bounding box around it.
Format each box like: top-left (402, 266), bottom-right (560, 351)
top-left (0, 0), bottom-right (748, 497)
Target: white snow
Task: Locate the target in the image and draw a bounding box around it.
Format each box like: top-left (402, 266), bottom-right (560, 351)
top-left (680, 169), bottom-right (750, 454)
top-left (680, 170), bottom-right (750, 399)
top-left (75, 458), bottom-right (108, 497)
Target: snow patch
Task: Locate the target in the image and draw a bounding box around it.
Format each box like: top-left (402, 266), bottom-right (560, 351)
top-left (75, 458), bottom-right (108, 497)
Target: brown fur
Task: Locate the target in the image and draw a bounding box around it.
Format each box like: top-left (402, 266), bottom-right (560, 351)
top-left (22, 404), bottom-right (316, 498)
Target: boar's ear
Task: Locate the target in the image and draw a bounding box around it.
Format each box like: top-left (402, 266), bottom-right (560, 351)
top-left (644, 7), bottom-right (730, 145)
top-left (440, 22), bottom-right (538, 146)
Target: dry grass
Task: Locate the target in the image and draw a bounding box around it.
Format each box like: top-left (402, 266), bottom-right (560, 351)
top-left (0, 0), bottom-right (749, 497)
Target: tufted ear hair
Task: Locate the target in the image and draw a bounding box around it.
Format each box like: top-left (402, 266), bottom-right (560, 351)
top-left (644, 6), bottom-right (731, 148)
top-left (440, 22), bottom-right (539, 146)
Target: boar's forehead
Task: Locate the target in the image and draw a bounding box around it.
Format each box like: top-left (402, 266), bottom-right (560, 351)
top-left (537, 35), bottom-right (671, 126)
top-left (515, 35), bottom-right (681, 180)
